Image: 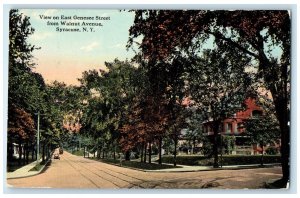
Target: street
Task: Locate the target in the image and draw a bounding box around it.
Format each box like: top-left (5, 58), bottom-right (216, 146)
top-left (7, 151), bottom-right (282, 189)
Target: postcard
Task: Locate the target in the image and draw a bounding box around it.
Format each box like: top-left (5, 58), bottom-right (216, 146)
top-left (6, 8), bottom-right (290, 190)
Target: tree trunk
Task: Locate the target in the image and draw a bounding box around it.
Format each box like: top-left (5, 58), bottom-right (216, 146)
top-left (22, 144), bottom-right (26, 165)
top-left (261, 57), bottom-right (289, 186)
top-left (42, 144), bottom-right (45, 162)
top-left (125, 151), bottom-right (130, 161)
top-left (140, 142), bottom-right (144, 163)
top-left (143, 143), bottom-right (147, 163)
top-left (83, 147), bottom-right (86, 158)
top-left (18, 140), bottom-right (22, 165)
top-left (158, 137), bottom-right (162, 164)
top-left (272, 91), bottom-right (290, 185)
top-left (212, 122), bottom-right (220, 168)
top-left (23, 146), bottom-right (26, 165)
top-left (148, 141), bottom-right (152, 164)
top-left (31, 145), bottom-right (35, 161)
top-left (25, 143), bottom-right (29, 164)
top-left (260, 142), bottom-right (264, 166)
top-left (193, 137), bottom-right (196, 154)
top-left (7, 143), bottom-right (13, 161)
top-left (97, 148), bottom-right (100, 159)
top-left (113, 146), bottom-right (116, 160)
top-left (174, 135), bottom-right (177, 167)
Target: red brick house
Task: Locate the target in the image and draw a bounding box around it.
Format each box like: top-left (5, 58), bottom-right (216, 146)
top-left (202, 98), bottom-right (280, 155)
top-left (177, 97), bottom-right (280, 155)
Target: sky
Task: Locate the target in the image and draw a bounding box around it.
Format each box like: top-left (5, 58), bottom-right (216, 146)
top-left (18, 9), bottom-right (285, 86)
top-left (19, 9), bottom-right (137, 85)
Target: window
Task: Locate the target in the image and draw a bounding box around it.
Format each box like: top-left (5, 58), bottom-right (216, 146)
top-left (237, 122), bottom-right (244, 132)
top-left (252, 110), bottom-right (263, 117)
top-left (226, 123), bottom-right (232, 133)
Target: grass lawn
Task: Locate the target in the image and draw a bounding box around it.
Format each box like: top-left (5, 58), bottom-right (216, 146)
top-left (90, 158), bottom-right (182, 170)
top-left (71, 150), bottom-right (84, 156)
top-left (161, 155), bottom-right (281, 166)
top-left (7, 156), bottom-right (38, 172)
top-left (29, 161), bottom-right (48, 172)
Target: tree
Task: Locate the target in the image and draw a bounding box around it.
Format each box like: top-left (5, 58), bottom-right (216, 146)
top-left (128, 10), bottom-right (290, 185)
top-left (188, 48), bottom-right (252, 167)
top-left (8, 9), bottom-right (43, 165)
top-left (9, 9), bottom-right (42, 111)
top-left (184, 108), bottom-right (206, 155)
top-left (120, 92), bottom-right (170, 163)
top-left (245, 113), bottom-right (280, 166)
top-left (7, 104), bottom-right (35, 164)
top-left (79, 59), bottom-right (139, 160)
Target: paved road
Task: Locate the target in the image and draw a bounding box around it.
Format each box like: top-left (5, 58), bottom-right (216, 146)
top-left (7, 151), bottom-right (282, 189)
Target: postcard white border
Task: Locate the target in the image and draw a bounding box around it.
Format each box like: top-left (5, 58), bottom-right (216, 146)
top-left (1, 1), bottom-right (299, 197)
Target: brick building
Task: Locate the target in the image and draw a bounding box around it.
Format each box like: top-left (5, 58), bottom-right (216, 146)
top-left (203, 98), bottom-right (262, 136)
top-left (201, 97), bottom-right (280, 155)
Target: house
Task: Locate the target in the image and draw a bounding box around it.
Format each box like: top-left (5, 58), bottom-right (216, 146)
top-left (178, 97), bottom-right (280, 155)
top-left (202, 97), bottom-right (280, 155)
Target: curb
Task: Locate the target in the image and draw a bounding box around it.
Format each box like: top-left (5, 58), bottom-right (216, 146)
top-left (82, 157), bottom-right (183, 172)
top-left (7, 154), bottom-right (53, 180)
top-left (85, 157), bottom-right (151, 172)
top-left (83, 156), bottom-right (281, 173)
top-left (143, 163), bottom-right (281, 173)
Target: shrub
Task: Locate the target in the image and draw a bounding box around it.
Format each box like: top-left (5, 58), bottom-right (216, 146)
top-left (72, 150), bottom-right (84, 156)
top-left (161, 155), bottom-right (211, 166)
top-left (220, 155), bottom-right (281, 165)
top-left (161, 155), bottom-right (281, 166)
top-left (265, 147), bottom-right (279, 155)
top-left (94, 158), bottom-right (182, 170)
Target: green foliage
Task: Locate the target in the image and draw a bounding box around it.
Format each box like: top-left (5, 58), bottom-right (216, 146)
top-left (245, 114), bottom-right (280, 147)
top-left (188, 47), bottom-right (252, 167)
top-left (8, 10), bottom-right (76, 166)
top-left (128, 10), bottom-right (290, 181)
top-left (220, 155), bottom-right (281, 166)
top-left (161, 155), bottom-right (212, 166)
top-left (79, 59), bottom-right (140, 153)
top-left (72, 150), bottom-right (84, 156)
top-left (266, 147), bottom-right (279, 155)
top-left (29, 160), bottom-right (48, 172)
top-left (201, 138), bottom-right (213, 157)
top-left (96, 158), bottom-right (182, 170)
top-left (9, 9), bottom-right (44, 111)
top-left (8, 9), bottom-right (41, 146)
top-left (161, 155), bottom-right (281, 166)
top-left (222, 136), bottom-right (236, 155)
top-left (189, 48), bottom-right (252, 122)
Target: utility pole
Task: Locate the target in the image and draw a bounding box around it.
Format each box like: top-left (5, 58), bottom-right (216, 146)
top-left (37, 111), bottom-right (40, 165)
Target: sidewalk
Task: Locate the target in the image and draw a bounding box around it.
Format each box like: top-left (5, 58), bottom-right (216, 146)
top-left (145, 163), bottom-right (281, 172)
top-left (6, 154), bottom-right (281, 179)
top-left (6, 158), bottom-right (45, 179)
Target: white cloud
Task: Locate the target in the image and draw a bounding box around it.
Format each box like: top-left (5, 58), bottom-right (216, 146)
top-left (43, 9), bottom-right (58, 16)
top-left (30, 32), bottom-right (53, 41)
top-left (109, 43), bottom-right (124, 49)
top-left (80, 42), bottom-right (99, 52)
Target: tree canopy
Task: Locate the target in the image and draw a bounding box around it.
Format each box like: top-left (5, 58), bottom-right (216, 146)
top-left (128, 9), bottom-right (290, 184)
